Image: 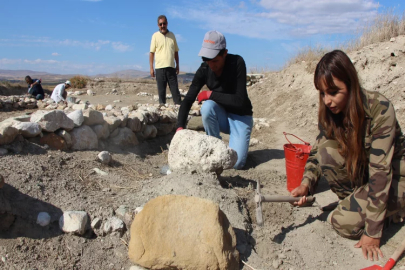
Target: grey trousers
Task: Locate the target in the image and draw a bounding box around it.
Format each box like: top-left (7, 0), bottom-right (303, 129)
top-left (155, 67), bottom-right (182, 105)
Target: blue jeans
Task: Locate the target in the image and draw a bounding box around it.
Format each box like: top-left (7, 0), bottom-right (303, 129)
top-left (201, 100), bottom-right (253, 169)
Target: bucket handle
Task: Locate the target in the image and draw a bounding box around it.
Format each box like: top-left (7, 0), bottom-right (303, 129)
top-left (283, 132), bottom-right (311, 159)
top-left (283, 132), bottom-right (311, 146)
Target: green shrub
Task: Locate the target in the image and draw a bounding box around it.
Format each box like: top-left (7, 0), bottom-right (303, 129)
top-left (70, 76), bottom-right (89, 89)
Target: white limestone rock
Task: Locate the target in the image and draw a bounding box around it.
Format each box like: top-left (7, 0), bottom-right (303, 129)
top-left (72, 104), bottom-right (88, 110)
top-left (59, 211), bottom-right (88, 235)
top-left (0, 121), bottom-right (19, 145)
top-left (104, 116), bottom-right (122, 132)
top-left (168, 129), bottom-right (237, 173)
top-left (103, 217), bottom-right (125, 235)
top-left (91, 122), bottom-right (110, 140)
top-left (30, 110), bottom-right (74, 132)
top-left (12, 122), bottom-right (42, 138)
top-left (109, 127), bottom-right (138, 146)
top-left (69, 125), bottom-right (99, 150)
top-left (98, 151), bottom-right (112, 165)
top-left (67, 109), bottom-right (84, 127)
top-left (82, 109), bottom-right (104, 126)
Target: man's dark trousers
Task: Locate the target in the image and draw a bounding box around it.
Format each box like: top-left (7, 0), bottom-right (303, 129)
top-left (155, 67), bottom-right (182, 105)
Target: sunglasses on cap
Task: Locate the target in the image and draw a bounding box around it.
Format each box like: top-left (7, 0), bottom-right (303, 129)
top-left (159, 22), bottom-right (167, 26)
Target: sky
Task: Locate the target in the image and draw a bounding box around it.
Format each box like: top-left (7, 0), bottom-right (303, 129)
top-left (0, 0), bottom-right (403, 76)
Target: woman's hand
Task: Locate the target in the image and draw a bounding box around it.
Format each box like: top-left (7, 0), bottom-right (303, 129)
top-left (290, 184), bottom-right (309, 206)
top-left (354, 234), bottom-right (383, 261)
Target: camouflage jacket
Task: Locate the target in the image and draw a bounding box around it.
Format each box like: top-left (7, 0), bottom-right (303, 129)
top-left (302, 89), bottom-right (405, 238)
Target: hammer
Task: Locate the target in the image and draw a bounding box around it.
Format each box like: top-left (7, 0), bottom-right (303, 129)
top-left (255, 179), bottom-right (315, 226)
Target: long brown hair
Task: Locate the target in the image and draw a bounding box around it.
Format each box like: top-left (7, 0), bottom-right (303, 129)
top-left (314, 50), bottom-right (366, 185)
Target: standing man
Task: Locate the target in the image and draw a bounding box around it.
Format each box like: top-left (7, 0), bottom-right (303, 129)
top-left (176, 31), bottom-right (253, 170)
top-left (51, 80), bottom-right (71, 104)
top-left (149, 15), bottom-right (182, 105)
top-left (25, 76), bottom-right (44, 100)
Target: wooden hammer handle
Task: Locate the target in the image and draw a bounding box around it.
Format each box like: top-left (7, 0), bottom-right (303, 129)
top-left (261, 195), bottom-right (315, 203)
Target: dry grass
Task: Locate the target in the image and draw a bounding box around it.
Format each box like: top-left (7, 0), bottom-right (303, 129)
top-left (249, 66), bottom-right (272, 74)
top-left (0, 80), bottom-right (24, 89)
top-left (70, 75), bottom-right (90, 89)
top-left (286, 10), bottom-right (405, 68)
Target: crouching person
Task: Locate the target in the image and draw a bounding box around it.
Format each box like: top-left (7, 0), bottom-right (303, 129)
top-left (51, 80), bottom-right (71, 105)
top-left (291, 50), bottom-right (405, 261)
top-left (176, 31), bottom-right (253, 169)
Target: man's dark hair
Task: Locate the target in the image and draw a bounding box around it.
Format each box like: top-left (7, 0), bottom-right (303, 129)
top-left (202, 49), bottom-right (227, 62)
top-left (25, 75), bottom-right (32, 81)
top-left (157, 15), bottom-right (167, 23)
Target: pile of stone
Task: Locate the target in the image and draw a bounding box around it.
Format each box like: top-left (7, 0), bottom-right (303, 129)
top-left (0, 104), bottom-right (178, 151)
top-left (0, 96), bottom-right (38, 111)
top-left (246, 73), bottom-right (264, 86)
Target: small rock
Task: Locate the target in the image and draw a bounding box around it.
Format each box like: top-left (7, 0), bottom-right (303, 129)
top-left (160, 165), bottom-right (171, 175)
top-left (390, 37), bottom-right (396, 42)
top-left (115, 205), bottom-right (129, 219)
top-left (129, 266), bottom-right (147, 270)
top-left (249, 138), bottom-right (259, 146)
top-left (37, 212), bottom-right (51, 226)
top-left (91, 217), bottom-right (102, 230)
top-left (59, 211), bottom-right (88, 235)
top-left (103, 217), bottom-right (125, 235)
top-left (93, 168), bottom-right (108, 176)
top-left (278, 253), bottom-right (287, 259)
top-left (134, 207), bottom-right (143, 215)
top-left (98, 151), bottom-right (112, 165)
top-left (273, 259), bottom-right (282, 269)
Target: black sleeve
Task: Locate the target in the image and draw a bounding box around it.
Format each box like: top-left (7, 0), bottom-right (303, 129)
top-left (209, 56), bottom-right (248, 111)
top-left (176, 65), bottom-right (206, 128)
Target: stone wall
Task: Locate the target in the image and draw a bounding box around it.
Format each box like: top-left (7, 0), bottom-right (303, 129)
top-left (0, 95), bottom-right (179, 151)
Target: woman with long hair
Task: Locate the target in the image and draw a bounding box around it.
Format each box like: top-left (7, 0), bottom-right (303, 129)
top-left (291, 50), bottom-right (405, 261)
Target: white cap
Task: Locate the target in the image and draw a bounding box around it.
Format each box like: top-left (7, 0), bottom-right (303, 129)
top-left (65, 80), bottom-right (71, 86)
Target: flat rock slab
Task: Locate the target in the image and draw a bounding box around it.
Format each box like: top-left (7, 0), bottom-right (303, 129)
top-left (128, 194), bottom-right (239, 270)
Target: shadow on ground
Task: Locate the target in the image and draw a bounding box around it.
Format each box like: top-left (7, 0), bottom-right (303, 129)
top-left (245, 149), bottom-right (285, 169)
top-left (0, 184), bottom-right (63, 239)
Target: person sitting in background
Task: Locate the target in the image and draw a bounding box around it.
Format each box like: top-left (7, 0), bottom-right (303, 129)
top-left (291, 50), bottom-right (405, 261)
top-left (176, 30), bottom-right (253, 169)
top-left (25, 76), bottom-right (44, 100)
top-left (51, 80), bottom-right (71, 104)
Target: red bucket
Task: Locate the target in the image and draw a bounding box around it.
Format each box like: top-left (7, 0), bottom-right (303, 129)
top-left (283, 132), bottom-right (312, 192)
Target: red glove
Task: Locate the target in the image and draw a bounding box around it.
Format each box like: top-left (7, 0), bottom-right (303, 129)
top-left (176, 127), bottom-right (184, 132)
top-left (197, 91), bottom-right (212, 104)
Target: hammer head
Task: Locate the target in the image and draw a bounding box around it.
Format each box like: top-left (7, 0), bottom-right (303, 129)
top-left (255, 179), bottom-right (264, 226)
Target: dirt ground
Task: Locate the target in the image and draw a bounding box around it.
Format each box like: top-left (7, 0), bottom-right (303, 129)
top-left (1, 36), bottom-right (405, 270)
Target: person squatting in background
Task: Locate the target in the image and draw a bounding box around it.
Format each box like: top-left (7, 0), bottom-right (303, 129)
top-left (51, 80), bottom-right (71, 104)
top-left (291, 50), bottom-right (405, 261)
top-left (25, 76), bottom-right (44, 100)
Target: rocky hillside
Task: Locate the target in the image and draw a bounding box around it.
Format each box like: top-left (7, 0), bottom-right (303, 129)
top-left (248, 35), bottom-right (405, 146)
